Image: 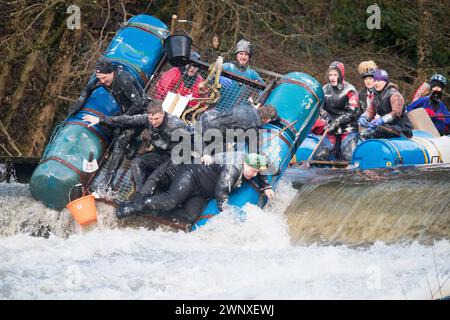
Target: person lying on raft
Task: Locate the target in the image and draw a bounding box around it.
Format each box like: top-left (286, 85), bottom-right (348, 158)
top-left (115, 152), bottom-right (275, 220)
top-left (82, 100), bottom-right (191, 193)
top-left (406, 74), bottom-right (449, 136)
top-left (358, 69), bottom-right (413, 139)
top-left (69, 57), bottom-right (148, 188)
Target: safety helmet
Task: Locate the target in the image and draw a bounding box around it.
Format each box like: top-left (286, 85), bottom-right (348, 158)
top-left (358, 60), bottom-right (377, 78)
top-left (429, 73), bottom-right (447, 89)
top-left (235, 39), bottom-right (253, 57)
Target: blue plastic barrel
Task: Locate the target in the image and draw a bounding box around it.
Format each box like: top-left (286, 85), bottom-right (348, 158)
top-left (352, 138), bottom-right (430, 170)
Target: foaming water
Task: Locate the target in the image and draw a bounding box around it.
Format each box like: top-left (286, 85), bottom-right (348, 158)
top-left (1, 181), bottom-right (449, 299)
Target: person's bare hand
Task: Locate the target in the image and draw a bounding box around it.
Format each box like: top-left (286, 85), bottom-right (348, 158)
top-left (82, 114), bottom-right (100, 127)
top-left (201, 154), bottom-right (213, 166)
top-left (264, 188), bottom-right (275, 201)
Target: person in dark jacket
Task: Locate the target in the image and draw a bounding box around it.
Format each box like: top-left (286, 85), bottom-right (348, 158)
top-left (314, 61), bottom-right (359, 162)
top-left (199, 103), bottom-right (278, 134)
top-left (69, 57), bottom-right (148, 187)
top-left (357, 60), bottom-right (378, 115)
top-left (83, 100), bottom-right (191, 192)
top-left (115, 152), bottom-right (274, 220)
top-left (406, 74), bottom-right (449, 135)
top-left (358, 69), bottom-right (413, 139)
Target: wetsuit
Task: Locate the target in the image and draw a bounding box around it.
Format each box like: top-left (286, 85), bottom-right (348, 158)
top-left (315, 63), bottom-right (359, 162)
top-left (98, 112), bottom-right (190, 192)
top-left (116, 153), bottom-right (272, 221)
top-left (68, 67), bottom-right (147, 186)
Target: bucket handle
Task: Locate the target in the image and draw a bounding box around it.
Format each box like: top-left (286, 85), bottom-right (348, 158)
top-left (68, 183), bottom-right (84, 203)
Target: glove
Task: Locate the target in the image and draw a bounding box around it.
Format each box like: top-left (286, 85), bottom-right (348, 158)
top-left (219, 76), bottom-right (233, 89)
top-left (369, 118), bottom-right (384, 129)
top-left (358, 116), bottom-right (369, 127)
top-left (67, 102), bottom-right (82, 116)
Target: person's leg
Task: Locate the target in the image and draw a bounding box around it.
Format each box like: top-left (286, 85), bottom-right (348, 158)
top-left (313, 134), bottom-right (336, 161)
top-left (116, 165), bottom-right (198, 219)
top-left (143, 166), bottom-right (198, 211)
top-left (130, 152), bottom-right (164, 193)
top-left (163, 196), bottom-right (208, 225)
top-left (340, 132), bottom-right (359, 162)
top-left (104, 128), bottom-right (135, 187)
top-left (139, 160), bottom-right (177, 196)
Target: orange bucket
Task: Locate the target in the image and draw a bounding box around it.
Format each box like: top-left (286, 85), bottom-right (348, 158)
top-left (66, 195), bottom-right (97, 226)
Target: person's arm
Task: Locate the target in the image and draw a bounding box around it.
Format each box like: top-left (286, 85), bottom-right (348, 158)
top-left (258, 174), bottom-right (274, 200)
top-left (68, 77), bottom-right (99, 115)
top-left (83, 113), bottom-right (147, 129)
top-left (215, 165), bottom-right (241, 210)
top-left (327, 90), bottom-right (359, 131)
top-left (124, 78), bottom-right (146, 116)
top-left (405, 97), bottom-right (425, 113)
top-left (382, 91), bottom-right (405, 124)
top-left (440, 102), bottom-right (450, 125)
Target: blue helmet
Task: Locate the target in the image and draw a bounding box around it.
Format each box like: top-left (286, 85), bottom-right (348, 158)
top-left (429, 74), bottom-right (447, 88)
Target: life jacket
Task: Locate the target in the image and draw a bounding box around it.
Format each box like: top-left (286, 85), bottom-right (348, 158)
top-left (322, 82), bottom-right (357, 117)
top-left (373, 83), bottom-right (405, 118)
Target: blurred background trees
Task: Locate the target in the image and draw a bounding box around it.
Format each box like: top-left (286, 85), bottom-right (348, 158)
top-left (0, 0), bottom-right (448, 157)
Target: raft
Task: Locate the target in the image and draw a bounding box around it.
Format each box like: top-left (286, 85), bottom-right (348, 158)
top-left (29, 14), bottom-right (324, 231)
top-left (293, 130), bottom-right (450, 170)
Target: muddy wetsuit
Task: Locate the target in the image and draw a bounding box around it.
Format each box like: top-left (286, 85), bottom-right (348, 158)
top-left (98, 112), bottom-right (190, 192)
top-left (360, 83), bottom-right (413, 139)
top-left (199, 102), bottom-right (263, 133)
top-left (68, 67), bottom-right (147, 186)
top-left (116, 153), bottom-right (271, 223)
top-left (315, 64), bottom-right (359, 162)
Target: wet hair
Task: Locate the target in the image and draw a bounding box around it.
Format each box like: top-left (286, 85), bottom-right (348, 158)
top-left (147, 100), bottom-right (164, 115)
top-left (94, 57), bottom-right (115, 74)
top-left (259, 105), bottom-right (278, 122)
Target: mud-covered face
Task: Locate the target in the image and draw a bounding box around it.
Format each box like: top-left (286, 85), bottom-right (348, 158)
top-left (243, 163), bottom-right (259, 180)
top-left (236, 52), bottom-right (250, 66)
top-left (95, 72), bottom-right (114, 86)
top-left (148, 111), bottom-right (165, 128)
top-left (328, 69), bottom-right (339, 86)
top-left (363, 76), bottom-right (375, 89)
top-left (374, 80), bottom-right (387, 92)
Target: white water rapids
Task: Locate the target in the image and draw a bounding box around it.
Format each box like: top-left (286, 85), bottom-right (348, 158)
top-left (0, 180), bottom-right (449, 300)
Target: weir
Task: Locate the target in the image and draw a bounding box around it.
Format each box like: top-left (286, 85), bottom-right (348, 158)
top-left (284, 164), bottom-right (450, 246)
